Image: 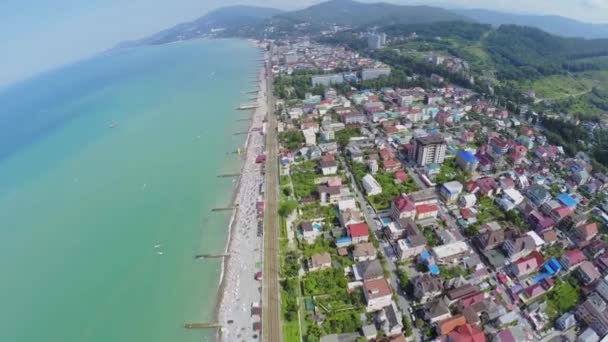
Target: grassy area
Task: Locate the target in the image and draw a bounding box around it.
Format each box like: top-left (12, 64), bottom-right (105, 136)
top-left (291, 160), bottom-right (319, 199)
top-left (284, 319), bottom-right (301, 342)
top-left (516, 74), bottom-right (593, 100)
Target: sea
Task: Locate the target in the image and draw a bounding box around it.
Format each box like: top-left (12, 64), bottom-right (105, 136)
top-left (0, 38), bottom-right (260, 342)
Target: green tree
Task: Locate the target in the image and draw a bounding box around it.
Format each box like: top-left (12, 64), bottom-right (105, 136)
top-left (279, 200), bottom-right (298, 218)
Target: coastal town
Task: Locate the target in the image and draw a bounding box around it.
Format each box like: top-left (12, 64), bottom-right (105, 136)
top-left (238, 36), bottom-right (608, 342)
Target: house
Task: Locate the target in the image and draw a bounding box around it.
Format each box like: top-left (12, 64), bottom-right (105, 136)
top-left (575, 292), bottom-right (608, 337)
top-left (476, 225), bottom-right (504, 251)
top-left (433, 241), bottom-right (471, 264)
top-left (416, 204), bottom-right (439, 221)
top-left (437, 314), bottom-right (467, 336)
top-left (302, 128), bottom-right (317, 146)
top-left (396, 233), bottom-right (427, 260)
top-left (510, 251), bottom-right (544, 278)
top-left (354, 260), bottom-right (384, 281)
top-left (348, 223), bottom-right (369, 244)
top-left (578, 328), bottom-right (599, 342)
top-left (362, 324), bottom-right (377, 340)
top-left (576, 222), bottom-right (599, 242)
top-left (503, 235), bottom-right (536, 262)
top-left (362, 174), bottom-right (382, 196)
top-left (519, 279), bottom-right (554, 303)
top-left (353, 242), bottom-right (377, 262)
top-left (363, 278), bottom-right (393, 312)
top-left (318, 185), bottom-right (341, 205)
top-left (526, 184), bottom-right (551, 206)
top-left (446, 284), bottom-right (480, 304)
top-left (320, 160), bottom-right (338, 175)
top-left (301, 221), bottom-right (322, 244)
top-left (560, 249), bottom-right (587, 270)
top-left (493, 326), bottom-right (526, 342)
top-left (447, 323), bottom-right (486, 342)
top-left (460, 193), bottom-right (477, 208)
top-left (308, 253), bottom-right (331, 272)
top-left (578, 261), bottom-right (601, 285)
top-left (440, 181), bottom-right (464, 204)
top-left (497, 188), bottom-right (524, 211)
top-left (555, 312), bottom-right (577, 330)
top-left (338, 207), bottom-right (364, 228)
top-left (456, 292), bottom-right (486, 311)
top-left (376, 301), bottom-right (403, 337)
top-left (425, 298), bottom-right (452, 323)
top-left (391, 195), bottom-right (416, 221)
top-left (456, 150), bottom-right (479, 172)
top-left (413, 273), bottom-right (444, 303)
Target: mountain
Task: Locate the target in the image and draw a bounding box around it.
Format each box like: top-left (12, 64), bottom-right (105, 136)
top-left (114, 5), bottom-right (282, 48)
top-left (273, 0), bottom-right (469, 28)
top-left (455, 8), bottom-right (608, 39)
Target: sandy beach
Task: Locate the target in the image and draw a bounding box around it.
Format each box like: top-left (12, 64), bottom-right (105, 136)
top-left (216, 52), bottom-right (268, 341)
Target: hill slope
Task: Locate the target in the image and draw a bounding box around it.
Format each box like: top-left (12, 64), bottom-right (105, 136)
top-left (455, 9), bottom-right (608, 39)
top-left (272, 0), bottom-right (469, 28)
top-left (115, 5), bottom-right (281, 48)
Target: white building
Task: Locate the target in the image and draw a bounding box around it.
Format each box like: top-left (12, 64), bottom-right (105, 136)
top-left (432, 241), bottom-right (471, 264)
top-left (497, 188), bottom-right (524, 211)
top-left (362, 174), bottom-right (382, 196)
top-left (311, 74), bottom-right (344, 87)
top-left (362, 67), bottom-right (391, 81)
top-left (302, 128), bottom-right (316, 146)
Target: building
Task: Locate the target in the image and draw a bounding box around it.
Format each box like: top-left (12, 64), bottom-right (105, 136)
top-left (432, 241), bottom-right (471, 264)
top-left (362, 67), bottom-right (391, 81)
top-left (347, 223), bottom-right (369, 244)
top-left (320, 160), bottom-right (338, 175)
top-left (391, 195), bottom-right (416, 221)
top-left (526, 184), bottom-right (551, 206)
top-left (578, 261), bottom-right (601, 285)
top-left (447, 323), bottom-right (486, 342)
top-left (362, 174), bottom-right (382, 195)
top-left (440, 181), bottom-right (464, 203)
top-left (303, 128), bottom-right (316, 146)
top-left (363, 278), bottom-right (393, 312)
top-left (456, 150), bottom-right (479, 172)
top-left (556, 312), bottom-right (577, 331)
top-left (503, 235), bottom-right (536, 262)
top-left (308, 253), bottom-right (332, 272)
top-left (311, 73), bottom-right (344, 87)
top-left (497, 188), bottom-right (524, 211)
top-left (368, 33), bottom-right (387, 50)
top-left (560, 249), bottom-right (587, 270)
top-left (578, 328), bottom-right (599, 342)
top-left (412, 133), bottom-right (447, 166)
top-left (353, 242), bottom-right (377, 262)
top-left (301, 221), bottom-right (322, 244)
top-left (376, 301), bottom-right (403, 337)
top-left (413, 273), bottom-right (444, 303)
top-left (354, 259), bottom-right (384, 281)
top-left (575, 292), bottom-right (608, 337)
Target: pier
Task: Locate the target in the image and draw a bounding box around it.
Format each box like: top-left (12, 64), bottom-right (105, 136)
top-left (194, 253), bottom-right (230, 260)
top-left (233, 131), bottom-right (250, 136)
top-left (237, 103), bottom-right (258, 110)
top-left (246, 90), bottom-right (258, 94)
top-left (184, 323), bottom-right (221, 329)
top-left (236, 118), bottom-right (251, 122)
top-left (217, 173), bottom-right (240, 178)
top-left (211, 206), bottom-right (237, 212)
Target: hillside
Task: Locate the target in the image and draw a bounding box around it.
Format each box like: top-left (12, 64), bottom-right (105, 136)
top-left (455, 9), bottom-right (608, 39)
top-left (114, 5), bottom-right (282, 48)
top-left (271, 0), bottom-right (469, 29)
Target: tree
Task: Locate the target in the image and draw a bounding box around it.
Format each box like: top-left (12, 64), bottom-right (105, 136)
top-left (279, 200), bottom-right (298, 218)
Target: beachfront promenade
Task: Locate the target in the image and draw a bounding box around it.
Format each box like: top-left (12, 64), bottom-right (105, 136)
top-left (262, 47), bottom-right (282, 342)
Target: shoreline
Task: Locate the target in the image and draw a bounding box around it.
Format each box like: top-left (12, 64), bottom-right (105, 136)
top-left (214, 43), bottom-right (268, 341)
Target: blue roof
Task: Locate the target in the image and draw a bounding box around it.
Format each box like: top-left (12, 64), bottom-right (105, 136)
top-left (336, 237), bottom-right (352, 243)
top-left (420, 250), bottom-right (431, 261)
top-left (457, 150), bottom-right (478, 163)
top-left (429, 264), bottom-right (440, 275)
top-left (557, 193), bottom-right (577, 208)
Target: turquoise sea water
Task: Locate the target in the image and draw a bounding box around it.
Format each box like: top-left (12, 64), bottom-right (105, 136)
top-left (0, 39), bottom-right (259, 342)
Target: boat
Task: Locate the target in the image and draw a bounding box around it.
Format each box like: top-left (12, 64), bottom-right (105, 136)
top-left (108, 123), bottom-right (117, 128)
top-left (157, 251), bottom-right (164, 256)
top-left (154, 244), bottom-right (162, 249)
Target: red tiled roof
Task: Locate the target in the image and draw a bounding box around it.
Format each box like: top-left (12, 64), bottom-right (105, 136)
top-left (439, 315), bottom-right (467, 335)
top-left (348, 223), bottom-right (369, 238)
top-left (394, 196), bottom-right (415, 213)
top-left (416, 204), bottom-right (439, 214)
top-left (448, 324), bottom-right (486, 342)
top-left (563, 249), bottom-right (586, 265)
top-left (363, 278), bottom-right (392, 299)
top-left (395, 170), bottom-right (408, 181)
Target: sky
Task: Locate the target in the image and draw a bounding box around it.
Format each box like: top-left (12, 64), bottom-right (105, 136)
top-left (1, 0), bottom-right (608, 89)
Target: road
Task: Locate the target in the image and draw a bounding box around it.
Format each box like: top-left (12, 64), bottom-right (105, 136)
top-left (262, 46), bottom-right (282, 342)
top-left (340, 155), bottom-right (421, 341)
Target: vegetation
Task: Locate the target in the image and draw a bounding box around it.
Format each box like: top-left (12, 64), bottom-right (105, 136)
top-left (279, 130), bottom-right (305, 151)
top-left (546, 278), bottom-right (581, 320)
top-left (335, 127), bottom-right (361, 147)
top-left (274, 73), bottom-right (325, 99)
top-left (291, 161), bottom-right (319, 199)
top-left (438, 265), bottom-right (471, 279)
top-left (279, 199), bottom-right (298, 218)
